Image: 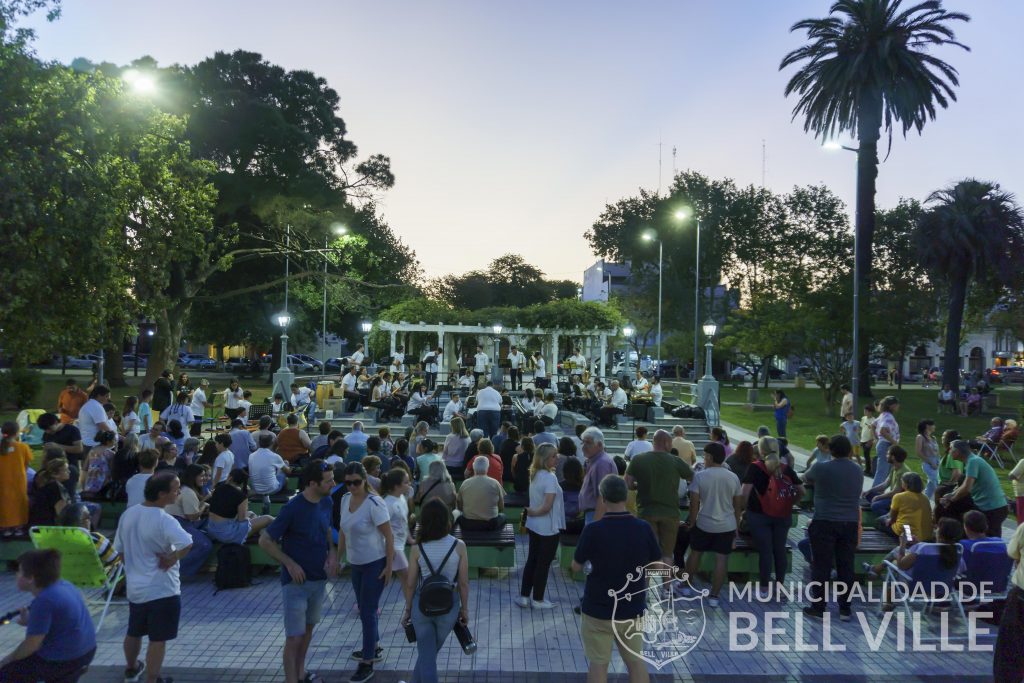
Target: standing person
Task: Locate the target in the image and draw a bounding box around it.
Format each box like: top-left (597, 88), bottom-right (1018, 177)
top-left (859, 404), bottom-right (877, 476)
top-left (772, 390), bottom-right (791, 438)
top-left (56, 378), bottom-right (88, 425)
top-left (423, 347), bottom-right (442, 392)
top-left (259, 461), bottom-right (339, 683)
top-left (188, 379), bottom-right (209, 438)
top-left (0, 549), bottom-right (96, 681)
top-left (516, 443), bottom-right (565, 609)
top-left (78, 384), bottom-right (117, 452)
top-left (802, 435), bottom-right (861, 621)
top-left (160, 393), bottom-right (194, 437)
top-left (578, 427), bottom-right (618, 525)
top-left (152, 371), bottom-right (174, 416)
top-left (401, 499), bottom-right (470, 683)
top-left (222, 379), bottom-right (245, 420)
top-left (472, 345), bottom-right (489, 388)
top-left (121, 396), bottom-right (141, 436)
top-left (740, 448), bottom-right (803, 597)
top-left (508, 345), bottom-right (525, 391)
top-left (532, 351), bottom-right (548, 391)
top-left (569, 347), bottom-right (587, 378)
top-left (0, 423), bottom-right (32, 535)
top-left (915, 419), bottom-right (940, 500)
top-left (138, 389), bottom-right (154, 434)
top-left (625, 430), bottom-right (693, 565)
top-left (37, 413), bottom-right (84, 499)
top-left (571, 475), bottom-right (660, 683)
top-left (337, 462), bottom-right (394, 683)
top-left (683, 443), bottom-right (743, 607)
top-left (994, 520), bottom-right (1024, 683)
top-left (475, 381), bottom-right (502, 439)
top-left (872, 396), bottom-right (900, 488)
top-left (381, 469), bottom-right (412, 579)
top-left (941, 439), bottom-right (1009, 536)
top-left (115, 472), bottom-right (194, 683)
top-left (838, 385), bottom-right (853, 422)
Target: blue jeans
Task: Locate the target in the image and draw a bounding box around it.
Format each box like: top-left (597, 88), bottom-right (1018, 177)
top-left (922, 460), bottom-right (939, 499)
top-left (476, 410), bottom-right (500, 439)
top-left (746, 511), bottom-right (791, 585)
top-left (775, 415), bottom-right (787, 438)
top-left (350, 557), bottom-right (386, 661)
top-left (872, 440), bottom-right (892, 488)
top-left (175, 517), bottom-right (213, 578)
top-left (410, 592), bottom-right (461, 683)
top-left (866, 490), bottom-right (892, 516)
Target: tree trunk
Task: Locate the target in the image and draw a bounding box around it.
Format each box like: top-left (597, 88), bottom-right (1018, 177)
top-left (142, 304), bottom-right (189, 393)
top-left (897, 352), bottom-right (904, 391)
top-left (942, 273), bottom-right (969, 393)
top-left (855, 95), bottom-right (882, 399)
top-left (104, 340), bottom-right (126, 388)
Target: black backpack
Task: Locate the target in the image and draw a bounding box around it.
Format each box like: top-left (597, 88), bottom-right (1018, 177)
top-left (417, 540), bottom-right (459, 616)
top-left (214, 543), bottom-right (252, 592)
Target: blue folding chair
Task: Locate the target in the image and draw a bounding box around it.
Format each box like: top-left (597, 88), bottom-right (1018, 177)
top-left (962, 540), bottom-right (1013, 603)
top-left (883, 543), bottom-right (965, 621)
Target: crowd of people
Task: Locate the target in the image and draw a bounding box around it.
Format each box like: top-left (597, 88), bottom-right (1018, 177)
top-left (2, 368), bottom-right (1024, 683)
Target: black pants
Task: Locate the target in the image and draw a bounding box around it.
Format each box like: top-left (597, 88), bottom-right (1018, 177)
top-left (410, 405), bottom-right (438, 424)
top-left (861, 442), bottom-right (873, 475)
top-left (995, 586), bottom-right (1024, 683)
top-left (425, 372), bottom-right (437, 390)
top-left (807, 519), bottom-right (858, 612)
top-left (535, 377), bottom-right (550, 390)
top-left (747, 511), bottom-right (791, 585)
top-left (0, 647), bottom-right (95, 682)
top-left (597, 406), bottom-right (623, 426)
top-left (510, 369), bottom-right (523, 391)
top-left (458, 514), bottom-right (506, 532)
top-left (983, 505), bottom-right (1009, 537)
top-left (520, 529), bottom-right (560, 601)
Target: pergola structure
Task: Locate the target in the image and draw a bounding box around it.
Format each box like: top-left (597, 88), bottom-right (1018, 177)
top-left (378, 320), bottom-right (621, 381)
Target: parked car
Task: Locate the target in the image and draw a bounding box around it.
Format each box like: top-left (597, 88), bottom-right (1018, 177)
top-left (325, 357), bottom-right (345, 373)
top-left (179, 353), bottom-right (216, 370)
top-left (287, 355), bottom-right (315, 372)
top-left (122, 353), bottom-right (148, 367)
top-left (61, 355), bottom-right (96, 369)
top-left (291, 353), bottom-right (324, 371)
top-left (224, 357), bottom-right (263, 374)
top-left (730, 366), bottom-right (753, 380)
top-left (1000, 367), bottom-right (1024, 384)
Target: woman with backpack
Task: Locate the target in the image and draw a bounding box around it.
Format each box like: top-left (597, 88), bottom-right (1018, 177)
top-left (740, 440), bottom-right (804, 597)
top-left (401, 498), bottom-right (469, 683)
top-left (337, 461), bottom-right (394, 683)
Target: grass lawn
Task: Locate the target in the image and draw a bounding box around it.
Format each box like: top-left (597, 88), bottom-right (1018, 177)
top-left (718, 384), bottom-right (1024, 505)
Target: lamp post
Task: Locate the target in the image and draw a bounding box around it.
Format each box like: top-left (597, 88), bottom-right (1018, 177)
top-left (672, 208), bottom-right (703, 380)
top-left (322, 224), bottom-right (348, 375)
top-left (697, 318), bottom-right (720, 426)
top-left (361, 321), bottom-right (372, 368)
top-left (492, 323), bottom-right (503, 385)
top-left (622, 324), bottom-right (635, 379)
top-left (272, 312), bottom-right (294, 402)
top-left (642, 231), bottom-right (663, 372)
top-left (702, 319), bottom-right (718, 380)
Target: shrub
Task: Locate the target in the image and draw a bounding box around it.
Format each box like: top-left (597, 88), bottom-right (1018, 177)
top-left (0, 367), bottom-right (43, 409)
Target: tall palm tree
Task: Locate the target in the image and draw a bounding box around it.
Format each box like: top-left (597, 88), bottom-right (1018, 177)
top-left (780, 0), bottom-right (969, 395)
top-left (915, 180), bottom-right (1024, 392)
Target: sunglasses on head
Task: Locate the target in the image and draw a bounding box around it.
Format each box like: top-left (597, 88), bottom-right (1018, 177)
top-left (344, 479), bottom-right (364, 487)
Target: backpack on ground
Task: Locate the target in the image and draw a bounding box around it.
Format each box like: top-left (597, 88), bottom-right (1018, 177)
top-left (752, 460), bottom-right (797, 518)
top-left (214, 543), bottom-right (252, 591)
top-left (417, 540), bottom-right (459, 616)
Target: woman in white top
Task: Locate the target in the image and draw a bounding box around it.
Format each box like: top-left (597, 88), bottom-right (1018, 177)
top-left (338, 462), bottom-right (394, 672)
top-left (516, 443), bottom-right (564, 609)
top-left (401, 498), bottom-right (469, 683)
top-left (442, 417), bottom-right (471, 476)
top-left (222, 379), bottom-right (244, 419)
top-left (872, 396), bottom-right (901, 488)
top-left (381, 468), bottom-right (412, 576)
top-left (121, 396), bottom-right (141, 436)
top-left (650, 376), bottom-right (664, 407)
top-left (520, 389), bottom-right (538, 415)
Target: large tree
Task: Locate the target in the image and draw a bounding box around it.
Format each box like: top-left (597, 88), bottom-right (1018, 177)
top-left (430, 254), bottom-right (576, 310)
top-left (780, 0), bottom-right (970, 396)
top-left (914, 180), bottom-right (1024, 391)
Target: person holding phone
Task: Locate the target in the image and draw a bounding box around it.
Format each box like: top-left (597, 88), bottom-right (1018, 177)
top-left (879, 472), bottom-right (932, 542)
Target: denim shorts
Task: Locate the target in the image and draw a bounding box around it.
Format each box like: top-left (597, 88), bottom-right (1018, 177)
top-left (207, 518), bottom-right (251, 545)
top-left (283, 580), bottom-right (326, 636)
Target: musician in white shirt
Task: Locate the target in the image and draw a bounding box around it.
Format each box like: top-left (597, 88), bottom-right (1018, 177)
top-left (223, 378), bottom-right (244, 419)
top-left (633, 372), bottom-right (650, 394)
top-left (393, 345), bottom-right (406, 373)
top-left (473, 346), bottom-right (489, 388)
top-left (568, 349), bottom-right (587, 377)
top-left (456, 369), bottom-right (474, 390)
top-left (649, 376), bottom-right (664, 407)
top-left (442, 392), bottom-right (466, 422)
top-left (348, 344), bottom-right (365, 368)
top-left (422, 346), bottom-right (442, 390)
top-left (507, 345), bottom-right (525, 391)
top-left (533, 351), bottom-right (549, 390)
top-left (341, 366), bottom-right (361, 412)
top-left (474, 381), bottom-right (503, 438)
top-left (407, 383), bottom-right (438, 424)
top-left (597, 380), bottom-right (628, 427)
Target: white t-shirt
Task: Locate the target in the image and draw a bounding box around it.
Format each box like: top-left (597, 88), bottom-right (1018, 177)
top-left (113, 504), bottom-right (193, 603)
top-left (350, 351), bottom-right (365, 366)
top-left (610, 388), bottom-right (628, 409)
top-left (212, 451), bottom-right (235, 486)
top-left (189, 387), bottom-right (207, 417)
top-left (339, 493), bottom-right (391, 565)
top-left (125, 473), bottom-right (152, 507)
top-left (237, 400), bottom-right (252, 425)
top-left (457, 375), bottom-right (474, 388)
top-left (651, 384), bottom-right (663, 407)
top-left (526, 469), bottom-right (564, 537)
top-left (442, 400), bottom-right (463, 422)
top-left (635, 377), bottom-right (650, 392)
top-left (385, 494), bottom-right (409, 551)
top-left (538, 402), bottom-right (558, 421)
top-left (122, 411), bottom-right (140, 435)
top-left (224, 387), bottom-right (243, 410)
top-left (476, 386), bottom-right (502, 411)
top-left (341, 373), bottom-right (357, 392)
top-left (875, 411), bottom-right (900, 443)
top-left (407, 391), bottom-right (430, 411)
top-left (161, 404), bottom-right (195, 428)
top-left (534, 358), bottom-right (546, 378)
top-left (508, 352), bottom-right (524, 369)
top-left (249, 448), bottom-right (286, 494)
top-left (624, 440), bottom-right (654, 460)
top-left (423, 352), bottom-right (439, 373)
top-left (78, 399), bottom-right (112, 447)
top-left (473, 353), bottom-right (489, 372)
top-left (291, 387), bottom-right (313, 407)
top-left (570, 354), bottom-right (586, 374)
top-left (691, 466), bottom-right (741, 534)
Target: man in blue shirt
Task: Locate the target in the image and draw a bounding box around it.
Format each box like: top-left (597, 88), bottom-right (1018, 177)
top-left (572, 474), bottom-right (660, 682)
top-left (260, 460), bottom-right (339, 683)
top-left (0, 549), bottom-right (96, 681)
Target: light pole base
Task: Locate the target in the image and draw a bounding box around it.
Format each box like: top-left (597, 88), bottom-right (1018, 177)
top-left (697, 378), bottom-right (720, 428)
top-left (272, 369), bottom-right (296, 410)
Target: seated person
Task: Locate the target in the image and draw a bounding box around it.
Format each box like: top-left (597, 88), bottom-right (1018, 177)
top-left (802, 435), bottom-right (831, 471)
top-left (249, 433), bottom-right (291, 496)
top-left (463, 438), bottom-right (502, 481)
top-left (58, 503), bottom-right (122, 580)
top-left (275, 413), bottom-right (311, 464)
top-left (623, 426), bottom-right (653, 460)
top-left (862, 445), bottom-right (910, 515)
top-left (308, 421), bottom-right (332, 457)
top-left (0, 549), bottom-right (96, 681)
top-left (532, 419), bottom-right (557, 449)
top-left (596, 380), bottom-right (627, 428)
top-left (442, 392), bottom-right (466, 423)
top-left (28, 459), bottom-right (71, 527)
top-left (456, 369), bottom-right (475, 390)
top-left (456, 456), bottom-right (507, 531)
top-left (324, 438), bottom-right (349, 467)
top-left (237, 390), bottom-right (254, 425)
top-left (363, 455), bottom-right (383, 492)
top-left (1003, 419), bottom-right (1020, 447)
top-left (963, 388), bottom-right (982, 416)
top-left (878, 472), bottom-right (933, 542)
top-left (864, 518), bottom-right (965, 593)
top-left (959, 509), bottom-right (1006, 564)
top-left (269, 393), bottom-right (288, 417)
top-left (414, 460), bottom-right (457, 510)
top-left (937, 384), bottom-right (957, 412)
top-left (406, 383), bottom-right (439, 425)
top-left (560, 457), bottom-right (585, 535)
top-left (976, 417), bottom-right (1004, 448)
top-left (206, 469), bottom-right (274, 544)
top-left (537, 393), bottom-right (558, 426)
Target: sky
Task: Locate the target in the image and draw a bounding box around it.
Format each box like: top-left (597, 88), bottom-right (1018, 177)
top-left (23, 0), bottom-right (1024, 281)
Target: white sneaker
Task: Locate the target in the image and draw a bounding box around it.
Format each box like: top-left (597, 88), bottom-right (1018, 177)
top-left (514, 596), bottom-right (531, 608)
top-left (531, 599), bottom-right (557, 609)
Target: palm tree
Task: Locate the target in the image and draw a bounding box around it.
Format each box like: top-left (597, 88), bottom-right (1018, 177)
top-left (780, 0), bottom-right (969, 395)
top-left (915, 180), bottom-right (1024, 391)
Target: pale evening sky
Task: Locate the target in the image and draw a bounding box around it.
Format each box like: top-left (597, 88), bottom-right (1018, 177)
top-left (25, 1), bottom-right (1024, 280)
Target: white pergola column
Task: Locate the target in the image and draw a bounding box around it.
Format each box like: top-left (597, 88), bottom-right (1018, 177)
top-left (550, 332), bottom-right (559, 383)
top-left (599, 333), bottom-right (607, 380)
top-left (437, 329), bottom-right (445, 378)
top-left (389, 330), bottom-right (397, 357)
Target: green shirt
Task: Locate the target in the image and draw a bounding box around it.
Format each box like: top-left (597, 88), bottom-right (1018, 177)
top-left (885, 462), bottom-right (910, 494)
top-left (937, 451), bottom-right (964, 484)
top-left (625, 451), bottom-right (694, 519)
top-left (964, 454), bottom-right (1007, 512)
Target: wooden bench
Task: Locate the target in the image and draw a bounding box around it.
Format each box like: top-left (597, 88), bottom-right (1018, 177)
top-left (853, 530), bottom-right (897, 578)
top-left (504, 492), bottom-right (529, 532)
top-left (558, 532), bottom-right (585, 581)
top-left (695, 534), bottom-right (794, 581)
top-left (413, 523), bottom-right (516, 577)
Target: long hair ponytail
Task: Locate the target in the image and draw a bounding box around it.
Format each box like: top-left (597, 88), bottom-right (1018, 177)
top-left (0, 422), bottom-right (18, 454)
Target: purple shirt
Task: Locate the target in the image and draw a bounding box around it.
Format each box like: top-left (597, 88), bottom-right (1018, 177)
top-left (579, 451), bottom-right (616, 512)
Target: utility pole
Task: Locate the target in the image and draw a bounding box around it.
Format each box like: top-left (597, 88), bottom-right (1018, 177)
top-left (657, 136), bottom-right (663, 194)
top-left (672, 146), bottom-right (677, 177)
top-left (761, 139), bottom-right (767, 187)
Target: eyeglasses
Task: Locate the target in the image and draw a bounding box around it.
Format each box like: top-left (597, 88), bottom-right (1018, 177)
top-left (345, 479), bottom-right (364, 487)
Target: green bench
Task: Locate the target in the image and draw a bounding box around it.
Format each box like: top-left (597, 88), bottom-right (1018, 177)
top-left (853, 530), bottom-right (897, 579)
top-left (414, 523), bottom-right (516, 577)
top-left (695, 534), bottom-right (794, 581)
top-left (504, 492), bottom-right (529, 532)
top-left (0, 540), bottom-right (34, 563)
top-left (558, 533), bottom-right (585, 582)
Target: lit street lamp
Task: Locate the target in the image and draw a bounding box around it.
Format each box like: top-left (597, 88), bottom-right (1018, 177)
top-left (276, 313), bottom-right (292, 371)
top-left (361, 321), bottom-right (372, 367)
top-left (642, 230), bottom-right (663, 372)
top-left (492, 323), bottom-right (503, 385)
top-left (622, 324), bottom-right (634, 379)
top-left (702, 319), bottom-right (718, 380)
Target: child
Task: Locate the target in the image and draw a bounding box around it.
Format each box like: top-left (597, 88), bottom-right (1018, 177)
top-left (840, 412), bottom-right (863, 466)
top-left (381, 468), bottom-right (412, 580)
top-left (803, 435), bottom-right (831, 471)
top-left (378, 426), bottom-right (394, 461)
top-left (860, 404), bottom-right (877, 477)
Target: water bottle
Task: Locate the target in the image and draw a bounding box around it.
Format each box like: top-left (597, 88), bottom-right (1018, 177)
top-left (454, 621), bottom-right (476, 654)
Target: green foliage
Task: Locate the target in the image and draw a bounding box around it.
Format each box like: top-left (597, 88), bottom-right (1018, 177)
top-left (0, 367), bottom-right (43, 409)
top-left (430, 254), bottom-right (577, 310)
top-left (379, 297), bottom-right (620, 331)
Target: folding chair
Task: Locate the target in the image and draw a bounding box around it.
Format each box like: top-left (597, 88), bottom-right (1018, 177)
top-left (997, 433), bottom-right (1017, 463)
top-left (961, 540), bottom-right (1014, 604)
top-left (882, 543), bottom-right (965, 622)
top-left (30, 526), bottom-right (126, 631)
top-left (978, 441), bottom-right (1005, 469)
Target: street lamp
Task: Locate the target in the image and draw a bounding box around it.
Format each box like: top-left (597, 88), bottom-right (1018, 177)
top-left (673, 207), bottom-right (703, 379)
top-left (622, 324), bottom-right (635, 378)
top-left (492, 323), bottom-right (503, 385)
top-left (642, 229), bottom-right (663, 372)
top-left (361, 321), bottom-right (372, 366)
top-left (702, 319), bottom-right (717, 380)
top-left (276, 313), bottom-right (291, 371)
top-left (321, 224), bottom-right (348, 374)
